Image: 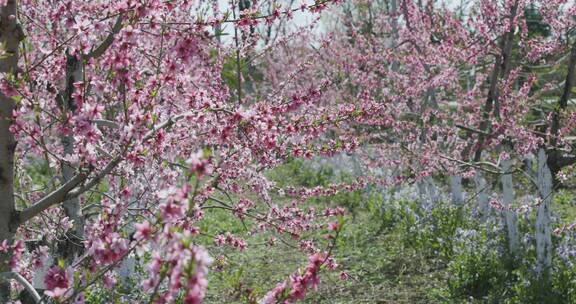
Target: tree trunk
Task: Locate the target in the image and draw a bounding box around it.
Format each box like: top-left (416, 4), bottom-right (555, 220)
top-left (426, 177), bottom-right (439, 204)
top-left (500, 158), bottom-right (519, 256)
top-left (57, 53), bottom-right (85, 263)
top-left (536, 148), bottom-right (553, 278)
top-left (449, 175), bottom-right (463, 205)
top-left (417, 179), bottom-right (427, 204)
top-left (0, 0), bottom-right (23, 301)
top-left (523, 154), bottom-right (536, 181)
top-left (474, 171), bottom-right (490, 220)
top-left (0, 97), bottom-right (16, 302)
top-left (418, 176), bottom-right (438, 210)
top-left (388, 0), bottom-right (399, 72)
top-left (0, 78), bottom-right (16, 303)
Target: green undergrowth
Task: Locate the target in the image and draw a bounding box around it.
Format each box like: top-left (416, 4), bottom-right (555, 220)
top-left (201, 159), bottom-right (452, 303)
top-left (203, 159), bottom-right (576, 304)
top-left (85, 159), bottom-right (576, 303)
top-left (203, 209), bottom-right (449, 304)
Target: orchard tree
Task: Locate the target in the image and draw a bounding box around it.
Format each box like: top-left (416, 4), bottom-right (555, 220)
top-left (2, 0), bottom-right (576, 302)
top-left (267, 0), bottom-right (576, 288)
top-left (0, 0), bottom-right (356, 303)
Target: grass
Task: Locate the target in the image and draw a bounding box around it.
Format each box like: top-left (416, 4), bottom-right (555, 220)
top-left (202, 209), bottom-right (448, 304)
top-left (86, 158), bottom-right (576, 303)
top-left (201, 160), bottom-right (452, 303)
top-left (200, 187), bottom-right (576, 303)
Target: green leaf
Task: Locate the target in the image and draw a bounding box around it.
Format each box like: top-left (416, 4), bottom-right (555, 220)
top-left (11, 95), bottom-right (22, 103)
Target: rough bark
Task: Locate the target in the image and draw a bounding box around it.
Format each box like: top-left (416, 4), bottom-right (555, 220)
top-left (474, 171), bottom-right (490, 220)
top-left (0, 0), bottom-right (23, 301)
top-left (500, 158), bottom-right (519, 255)
top-left (523, 154), bottom-right (536, 181)
top-left (536, 148), bottom-right (553, 278)
top-left (57, 52), bottom-right (85, 263)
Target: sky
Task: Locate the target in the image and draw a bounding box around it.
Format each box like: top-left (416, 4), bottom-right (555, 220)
top-left (213, 0), bottom-right (330, 45)
top-left (209, 0), bottom-right (475, 46)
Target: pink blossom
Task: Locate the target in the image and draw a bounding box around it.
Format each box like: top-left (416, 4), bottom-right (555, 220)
top-left (44, 266), bottom-right (72, 299)
top-left (327, 222), bottom-right (339, 231)
top-left (134, 221), bottom-right (153, 241)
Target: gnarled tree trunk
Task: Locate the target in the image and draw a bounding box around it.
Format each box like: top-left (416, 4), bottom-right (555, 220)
top-left (0, 0), bottom-right (23, 301)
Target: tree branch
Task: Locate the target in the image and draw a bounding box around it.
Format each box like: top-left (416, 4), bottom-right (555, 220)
top-left (16, 113), bottom-right (192, 226)
top-left (455, 124), bottom-right (491, 136)
top-left (472, 0), bottom-right (519, 162)
top-left (0, 271), bottom-right (42, 303)
top-left (15, 172), bottom-right (87, 225)
top-left (550, 40), bottom-right (576, 146)
top-left (67, 155), bottom-right (123, 199)
top-left (87, 14), bottom-right (124, 59)
top-left (91, 119), bottom-right (120, 129)
top-left (142, 111), bottom-right (192, 141)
